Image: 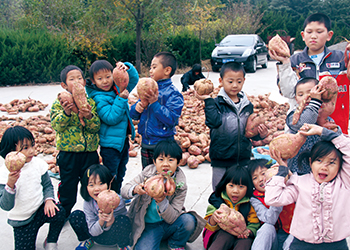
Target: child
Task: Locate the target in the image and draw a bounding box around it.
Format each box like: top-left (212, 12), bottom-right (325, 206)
top-left (196, 62), bottom-right (268, 189)
top-left (0, 126), bottom-right (66, 250)
top-left (69, 164), bottom-right (132, 250)
top-left (203, 166), bottom-right (260, 250)
top-left (248, 159), bottom-right (294, 250)
top-left (50, 65), bottom-right (101, 218)
top-left (180, 63), bottom-right (205, 92)
top-left (130, 51), bottom-right (184, 169)
top-left (269, 13), bottom-right (350, 134)
top-left (85, 60), bottom-right (139, 193)
top-left (266, 123), bottom-right (350, 250)
top-left (121, 139), bottom-right (206, 250)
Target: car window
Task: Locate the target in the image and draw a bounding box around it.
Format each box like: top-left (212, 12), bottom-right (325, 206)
top-left (220, 36), bottom-right (255, 46)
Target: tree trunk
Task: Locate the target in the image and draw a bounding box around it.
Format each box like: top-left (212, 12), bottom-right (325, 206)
top-left (135, 19), bottom-right (141, 73)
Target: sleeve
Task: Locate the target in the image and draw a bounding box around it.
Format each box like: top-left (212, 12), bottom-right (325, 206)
top-left (277, 62), bottom-right (299, 99)
top-left (41, 172), bottom-right (55, 201)
top-left (265, 175), bottom-right (298, 207)
top-left (50, 99), bottom-right (74, 132)
top-left (250, 197), bottom-right (282, 224)
top-left (180, 72), bottom-right (190, 86)
top-left (83, 98), bottom-right (101, 133)
top-left (129, 101), bottom-right (142, 121)
top-left (246, 205), bottom-right (261, 237)
top-left (84, 201), bottom-right (104, 237)
top-left (0, 184), bottom-right (16, 211)
top-left (124, 62), bottom-right (139, 93)
top-left (95, 96), bottom-right (128, 126)
top-left (204, 98), bottom-right (222, 128)
top-left (120, 169), bottom-right (147, 199)
top-left (204, 204), bottom-right (220, 232)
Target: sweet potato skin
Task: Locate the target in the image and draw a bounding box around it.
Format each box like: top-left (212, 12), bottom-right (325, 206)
top-left (269, 132), bottom-right (306, 159)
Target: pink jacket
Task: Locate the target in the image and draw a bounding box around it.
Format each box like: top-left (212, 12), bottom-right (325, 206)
top-left (265, 134), bottom-right (350, 244)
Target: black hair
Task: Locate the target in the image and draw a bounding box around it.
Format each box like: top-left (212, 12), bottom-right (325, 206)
top-left (152, 139), bottom-right (183, 164)
top-left (298, 140), bottom-right (343, 173)
top-left (303, 13), bottom-right (331, 31)
top-left (89, 60), bottom-right (114, 81)
top-left (154, 52), bottom-right (177, 77)
top-left (60, 65), bottom-right (84, 84)
top-left (220, 62), bottom-right (245, 78)
top-left (215, 166), bottom-right (254, 198)
top-left (0, 126), bottom-right (35, 158)
top-left (294, 77), bottom-right (319, 95)
top-left (192, 64), bottom-right (202, 73)
top-left (247, 159), bottom-right (272, 177)
top-left (80, 164), bottom-right (119, 201)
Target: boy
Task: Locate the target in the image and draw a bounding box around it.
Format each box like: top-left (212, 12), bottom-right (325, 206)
top-left (120, 140), bottom-right (206, 250)
top-left (130, 52), bottom-right (184, 169)
top-left (269, 13), bottom-right (350, 134)
top-left (50, 65), bottom-right (100, 218)
top-left (196, 62), bottom-right (268, 190)
top-left (248, 159), bottom-right (294, 250)
top-left (85, 60), bottom-right (139, 193)
top-left (180, 63), bottom-right (205, 92)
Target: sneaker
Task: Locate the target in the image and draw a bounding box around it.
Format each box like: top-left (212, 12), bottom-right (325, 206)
top-left (124, 199), bottom-right (132, 206)
top-left (76, 239), bottom-right (94, 250)
top-left (118, 246), bottom-right (131, 250)
top-left (43, 238), bottom-right (58, 250)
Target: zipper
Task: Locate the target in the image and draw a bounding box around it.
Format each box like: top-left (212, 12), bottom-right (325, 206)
top-left (236, 108), bottom-right (240, 166)
top-left (145, 106), bottom-right (150, 145)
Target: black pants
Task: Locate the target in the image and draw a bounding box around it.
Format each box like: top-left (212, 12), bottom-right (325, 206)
top-left (13, 203), bottom-right (66, 250)
top-left (290, 237), bottom-right (348, 250)
top-left (57, 151), bottom-right (99, 217)
top-left (141, 147), bottom-right (155, 169)
top-left (207, 229), bottom-right (253, 250)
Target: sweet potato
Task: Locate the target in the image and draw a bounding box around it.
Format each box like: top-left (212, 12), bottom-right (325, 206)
top-left (113, 66), bottom-right (129, 93)
top-left (215, 204), bottom-right (248, 236)
top-left (269, 132), bottom-right (306, 159)
top-left (319, 76), bottom-right (338, 101)
top-left (144, 174), bottom-right (165, 198)
top-left (245, 113), bottom-right (265, 137)
top-left (179, 152), bottom-right (190, 166)
top-left (188, 145), bottom-right (201, 156)
top-left (194, 78), bottom-right (214, 95)
top-left (72, 82), bottom-right (91, 126)
top-left (137, 77), bottom-right (158, 105)
top-left (5, 151), bottom-right (26, 172)
top-left (97, 189), bottom-right (120, 214)
top-left (187, 155), bottom-right (201, 169)
top-left (57, 91), bottom-right (79, 114)
top-left (268, 34), bottom-right (290, 58)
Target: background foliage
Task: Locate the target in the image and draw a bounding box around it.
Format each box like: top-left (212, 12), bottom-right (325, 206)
top-left (0, 0), bottom-right (349, 85)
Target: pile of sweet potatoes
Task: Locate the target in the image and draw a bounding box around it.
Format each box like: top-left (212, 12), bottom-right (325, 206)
top-left (0, 98), bottom-right (48, 115)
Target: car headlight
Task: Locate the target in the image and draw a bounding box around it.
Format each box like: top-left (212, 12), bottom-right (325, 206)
top-left (211, 48), bottom-right (218, 57)
top-left (242, 48), bottom-right (253, 57)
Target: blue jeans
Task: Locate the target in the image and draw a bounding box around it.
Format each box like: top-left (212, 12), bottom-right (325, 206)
top-left (251, 223), bottom-right (278, 250)
top-left (134, 213), bottom-right (196, 250)
top-left (100, 139), bottom-right (129, 193)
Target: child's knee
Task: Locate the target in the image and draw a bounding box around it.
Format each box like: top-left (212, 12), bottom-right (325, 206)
top-left (178, 213), bottom-right (196, 233)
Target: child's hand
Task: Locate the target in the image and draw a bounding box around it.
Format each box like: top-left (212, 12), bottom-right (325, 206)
top-left (146, 88), bottom-right (159, 105)
top-left (237, 229), bottom-right (251, 239)
top-left (7, 170), bottom-right (20, 189)
top-left (299, 123), bottom-right (323, 136)
top-left (258, 124), bottom-right (269, 138)
top-left (119, 89), bottom-right (129, 99)
top-left (310, 84), bottom-right (325, 100)
top-left (135, 101), bottom-right (146, 113)
top-left (115, 61), bottom-right (129, 71)
top-left (268, 50), bottom-right (290, 64)
top-left (44, 199), bottom-right (59, 217)
top-left (269, 147), bottom-right (288, 167)
top-left (195, 90), bottom-right (211, 100)
top-left (99, 210), bottom-right (115, 227)
top-left (79, 105), bottom-right (92, 120)
top-left (60, 100), bottom-right (75, 116)
top-left (212, 209), bottom-right (222, 224)
top-left (133, 183), bottom-right (146, 195)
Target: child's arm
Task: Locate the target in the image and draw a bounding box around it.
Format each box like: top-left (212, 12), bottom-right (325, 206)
top-left (81, 98), bottom-right (100, 132)
top-left (94, 95), bottom-right (128, 126)
top-left (129, 101), bottom-right (142, 120)
top-left (124, 62), bottom-right (139, 93)
top-left (50, 99), bottom-right (73, 132)
top-left (0, 170), bottom-right (20, 211)
top-left (250, 197), bottom-right (282, 224)
top-left (245, 205), bottom-right (261, 238)
top-left (41, 171), bottom-right (59, 217)
top-left (204, 98), bottom-right (222, 128)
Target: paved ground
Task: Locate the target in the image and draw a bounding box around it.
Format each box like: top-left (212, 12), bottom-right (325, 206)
top-left (0, 62), bottom-right (348, 249)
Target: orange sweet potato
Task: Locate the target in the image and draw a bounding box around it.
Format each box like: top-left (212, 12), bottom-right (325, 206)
top-left (194, 78), bottom-right (214, 95)
top-left (113, 66), bottom-right (129, 93)
top-left (268, 34), bottom-right (290, 58)
top-left (245, 113), bottom-right (265, 137)
top-left (269, 132), bottom-right (306, 159)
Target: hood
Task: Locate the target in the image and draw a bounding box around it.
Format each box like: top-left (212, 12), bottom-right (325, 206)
top-left (216, 46), bottom-right (249, 56)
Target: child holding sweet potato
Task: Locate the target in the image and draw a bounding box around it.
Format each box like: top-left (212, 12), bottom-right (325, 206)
top-left (50, 65), bottom-right (100, 218)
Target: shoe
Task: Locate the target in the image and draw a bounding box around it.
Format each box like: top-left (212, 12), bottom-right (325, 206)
top-left (43, 238), bottom-right (58, 250)
top-left (124, 199), bottom-right (132, 206)
top-left (118, 246), bottom-right (131, 250)
top-left (76, 239), bottom-right (94, 250)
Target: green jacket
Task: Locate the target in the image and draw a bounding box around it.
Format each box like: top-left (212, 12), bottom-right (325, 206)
top-left (50, 96), bottom-right (100, 152)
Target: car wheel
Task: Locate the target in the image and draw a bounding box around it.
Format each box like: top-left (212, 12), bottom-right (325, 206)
top-left (212, 65), bottom-right (220, 72)
top-left (248, 57), bottom-right (257, 73)
top-left (262, 55), bottom-right (268, 69)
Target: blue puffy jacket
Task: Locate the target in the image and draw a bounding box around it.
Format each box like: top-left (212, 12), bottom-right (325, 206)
top-left (85, 62), bottom-right (139, 152)
top-left (130, 78), bottom-right (184, 146)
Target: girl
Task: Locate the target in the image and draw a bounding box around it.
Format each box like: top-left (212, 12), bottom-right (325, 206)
top-left (203, 166), bottom-right (260, 250)
top-left (266, 123), bottom-right (350, 250)
top-left (0, 126), bottom-right (66, 250)
top-left (69, 164), bottom-right (132, 250)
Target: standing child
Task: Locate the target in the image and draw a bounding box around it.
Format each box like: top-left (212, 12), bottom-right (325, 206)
top-left (121, 140), bottom-right (206, 250)
top-left (248, 159), bottom-right (294, 250)
top-left (0, 126), bottom-right (66, 250)
top-left (266, 123), bottom-right (350, 250)
top-left (85, 60), bottom-right (139, 193)
top-left (203, 166), bottom-right (260, 250)
top-left (269, 13), bottom-right (350, 134)
top-left (69, 164), bottom-right (132, 250)
top-left (50, 65), bottom-right (100, 218)
top-left (130, 52), bottom-right (184, 169)
top-left (196, 62), bottom-right (268, 189)
top-left (180, 63), bottom-right (205, 92)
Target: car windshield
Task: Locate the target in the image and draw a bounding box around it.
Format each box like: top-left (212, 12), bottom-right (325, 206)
top-left (220, 36), bottom-right (255, 46)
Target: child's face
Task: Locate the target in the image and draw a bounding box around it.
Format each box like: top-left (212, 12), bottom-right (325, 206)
top-left (16, 138), bottom-right (35, 163)
top-left (226, 182), bottom-right (247, 204)
top-left (92, 69), bottom-right (114, 92)
top-left (311, 150), bottom-right (340, 184)
top-left (61, 69), bottom-right (85, 93)
top-left (295, 81), bottom-right (315, 106)
top-left (219, 70), bottom-right (245, 102)
top-left (87, 174), bottom-right (108, 201)
top-left (150, 56), bottom-right (170, 82)
top-left (252, 166), bottom-right (268, 192)
top-left (153, 153), bottom-right (178, 176)
top-left (301, 21), bottom-right (333, 56)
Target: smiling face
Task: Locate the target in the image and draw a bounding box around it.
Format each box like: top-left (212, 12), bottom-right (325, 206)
top-left (16, 138), bottom-right (35, 163)
top-left (219, 70), bottom-right (245, 102)
top-left (87, 174), bottom-right (108, 201)
top-left (311, 150), bottom-right (340, 184)
top-left (295, 81), bottom-right (316, 106)
top-left (301, 21), bottom-right (333, 56)
top-left (92, 69), bottom-right (114, 92)
top-left (153, 153), bottom-right (178, 176)
top-left (252, 166), bottom-right (267, 193)
top-left (226, 182), bottom-right (247, 204)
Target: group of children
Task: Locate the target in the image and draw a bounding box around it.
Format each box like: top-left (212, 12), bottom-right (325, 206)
top-left (0, 11), bottom-right (350, 250)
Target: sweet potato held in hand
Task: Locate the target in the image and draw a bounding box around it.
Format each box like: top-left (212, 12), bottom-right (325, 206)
top-left (113, 66), bottom-right (129, 93)
top-left (269, 132), bottom-right (306, 159)
top-left (72, 82), bottom-right (91, 126)
top-left (194, 78), bottom-right (214, 95)
top-left (97, 189), bottom-right (120, 214)
top-left (5, 151), bottom-right (26, 172)
top-left (137, 77), bottom-right (158, 105)
top-left (268, 34), bottom-right (290, 58)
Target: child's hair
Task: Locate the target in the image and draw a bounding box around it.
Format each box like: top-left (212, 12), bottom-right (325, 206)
top-left (215, 166), bottom-right (254, 198)
top-left (303, 13), bottom-right (331, 31)
top-left (294, 77), bottom-right (319, 95)
top-left (154, 52), bottom-right (177, 77)
top-left (0, 126), bottom-right (35, 158)
top-left (220, 62), bottom-right (246, 78)
top-left (298, 140), bottom-right (343, 173)
top-left (80, 164), bottom-right (119, 201)
top-left (60, 65), bottom-right (84, 84)
top-left (153, 139), bottom-right (183, 164)
top-left (247, 159), bottom-right (272, 176)
top-left (192, 64), bottom-right (202, 73)
top-left (89, 60), bottom-right (114, 81)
